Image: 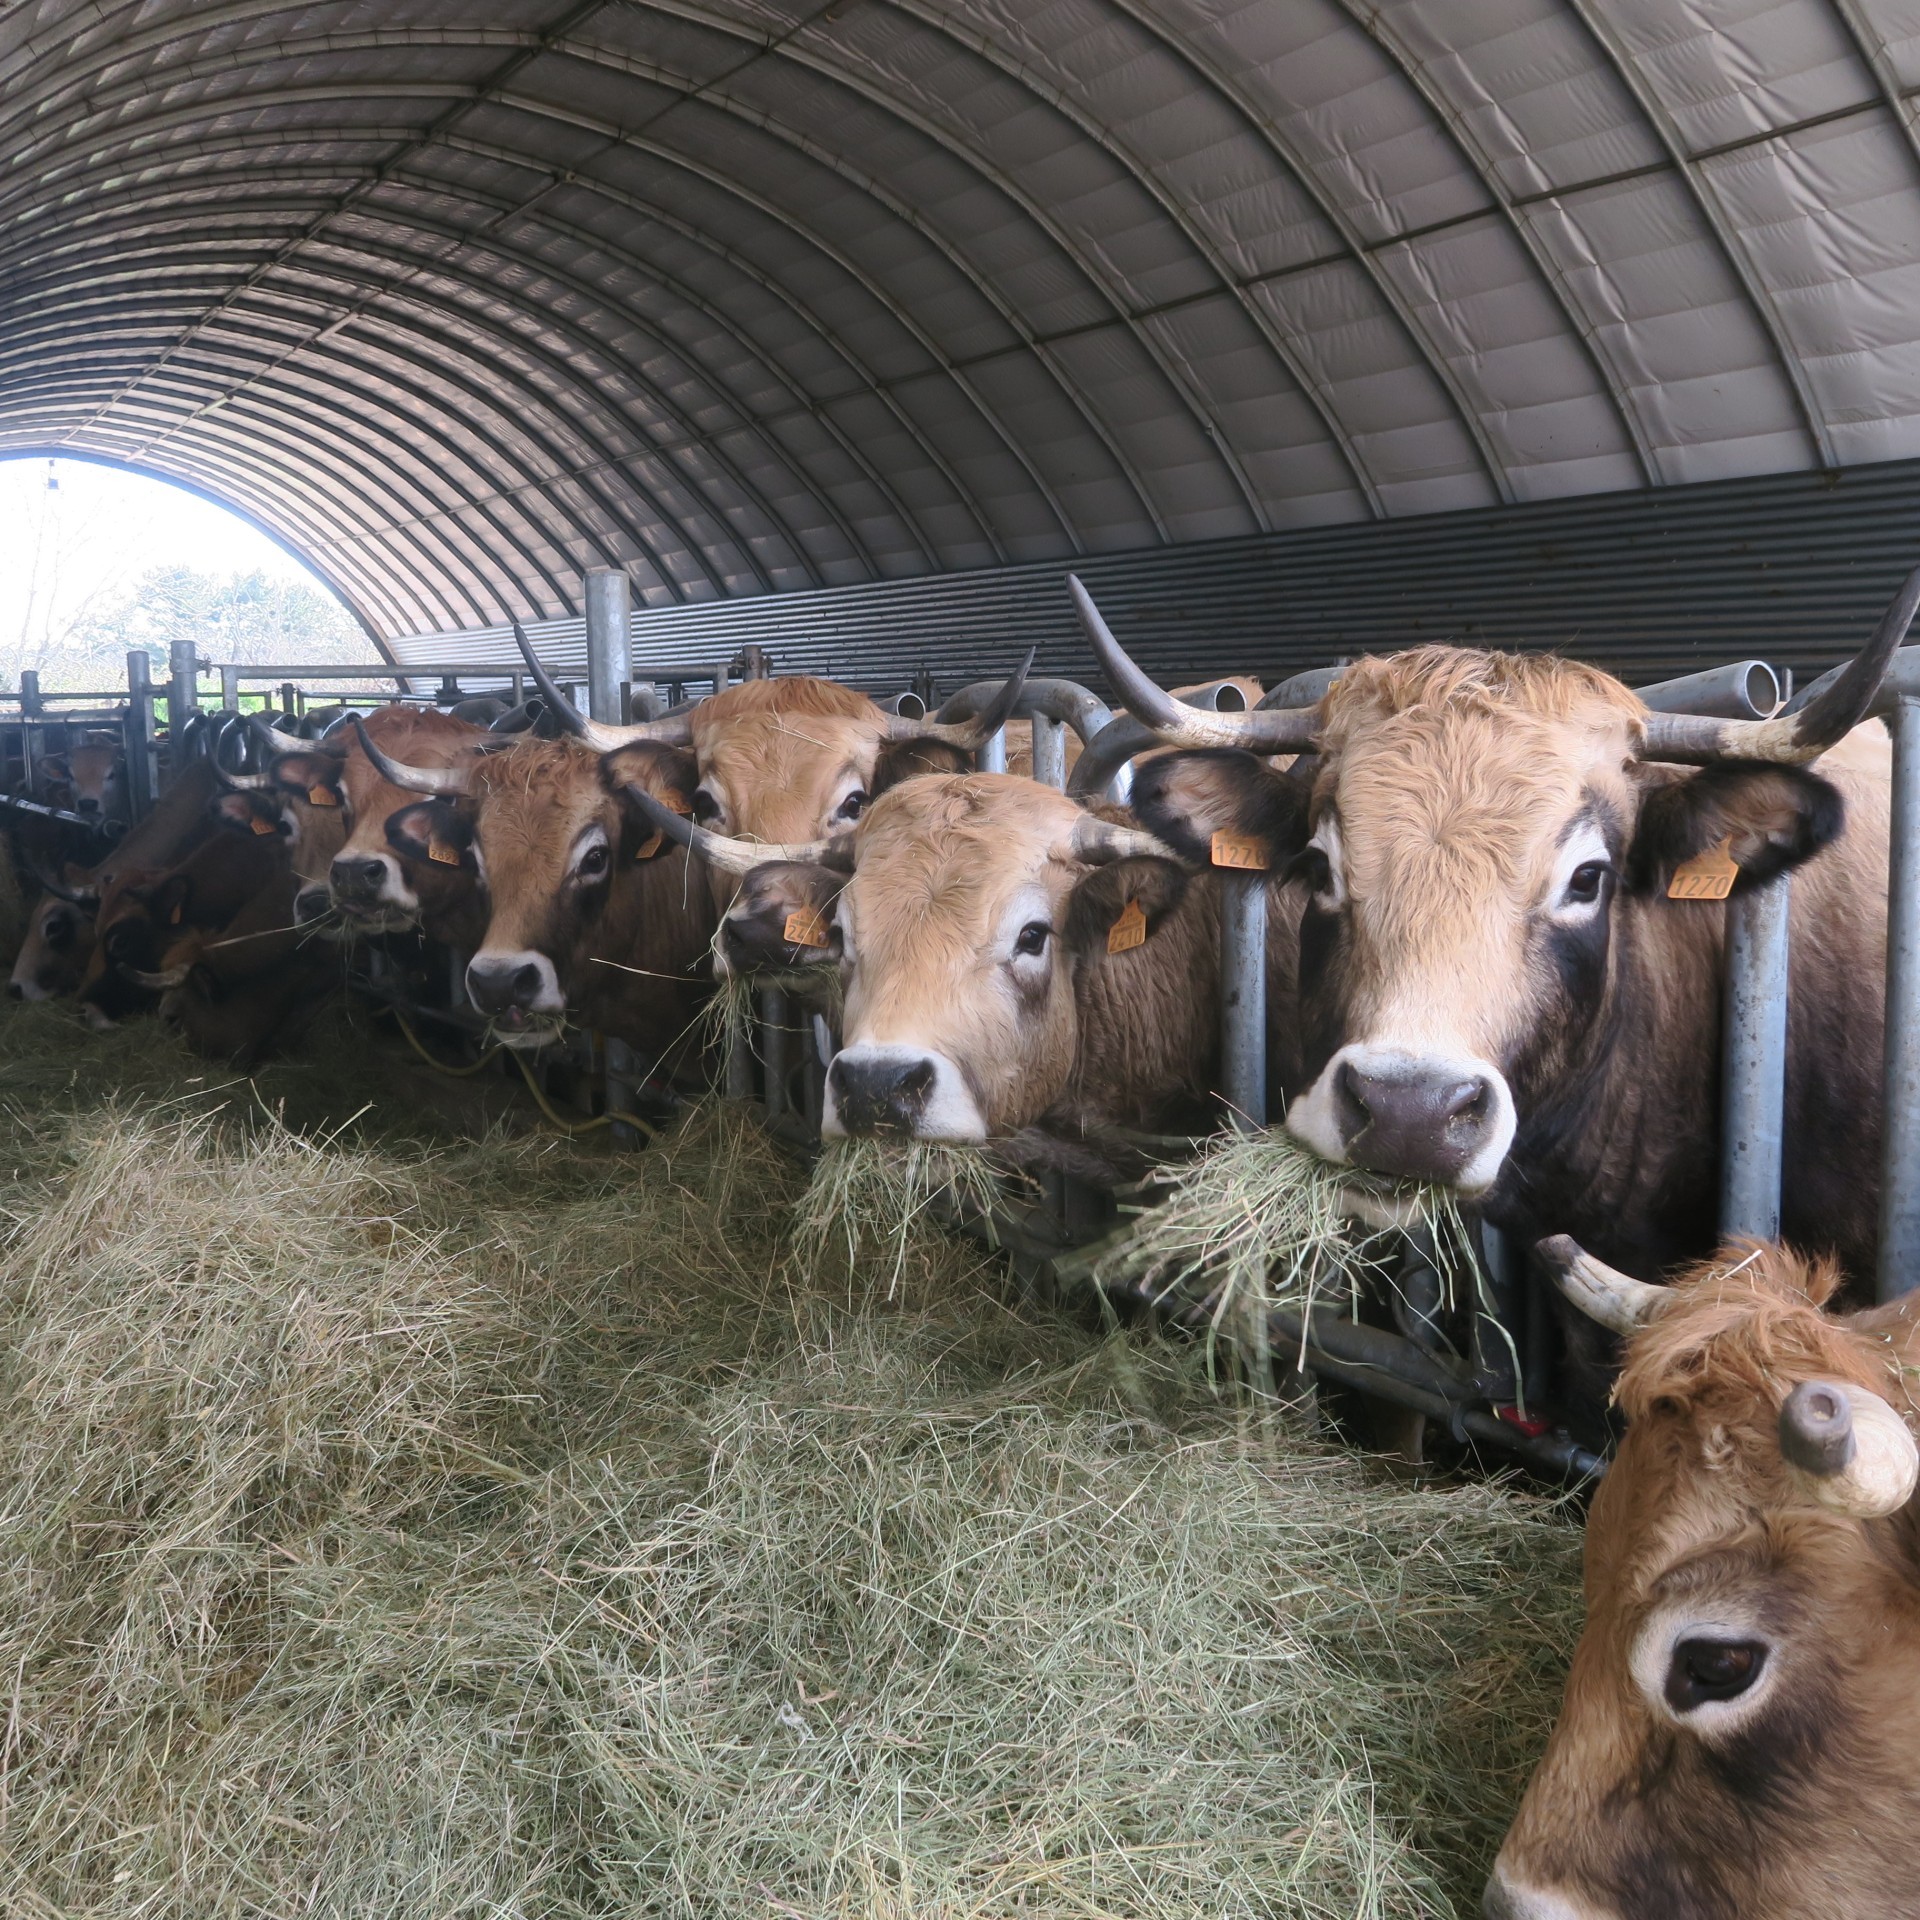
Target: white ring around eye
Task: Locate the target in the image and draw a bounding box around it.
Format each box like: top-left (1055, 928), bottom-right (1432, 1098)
top-left (1631, 1609), bottom-right (1777, 1733)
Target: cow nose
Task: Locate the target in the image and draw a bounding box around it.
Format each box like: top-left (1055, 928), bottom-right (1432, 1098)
top-left (330, 856), bottom-right (387, 901)
top-left (74, 796), bottom-right (98, 816)
top-left (826, 1054), bottom-right (938, 1136)
top-left (466, 956), bottom-right (545, 1015)
top-left (292, 884), bottom-right (331, 926)
top-left (1334, 1056), bottom-right (1497, 1184)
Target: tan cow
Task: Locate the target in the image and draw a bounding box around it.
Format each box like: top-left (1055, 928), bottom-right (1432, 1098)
top-left (1076, 573), bottom-right (1913, 1284)
top-left (1488, 1236), bottom-right (1920, 1920)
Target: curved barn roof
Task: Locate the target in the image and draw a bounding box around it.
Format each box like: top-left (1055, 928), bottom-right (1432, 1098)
top-left (8, 1), bottom-right (1920, 647)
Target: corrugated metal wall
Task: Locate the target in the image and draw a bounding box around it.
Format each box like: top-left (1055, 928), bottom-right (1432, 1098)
top-left (390, 456), bottom-right (1920, 698)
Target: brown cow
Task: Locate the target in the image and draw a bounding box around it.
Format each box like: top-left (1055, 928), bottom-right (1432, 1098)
top-left (41, 734), bottom-right (126, 825)
top-left (356, 725), bottom-right (715, 1061)
top-left (1075, 575), bottom-right (1912, 1284)
top-left (1488, 1237), bottom-right (1920, 1920)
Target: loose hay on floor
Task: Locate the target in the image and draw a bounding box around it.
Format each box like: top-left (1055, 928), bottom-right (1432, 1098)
top-left (0, 1005), bottom-right (1583, 1918)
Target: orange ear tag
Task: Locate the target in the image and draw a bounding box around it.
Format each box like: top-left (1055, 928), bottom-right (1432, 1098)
top-left (1667, 835), bottom-right (1738, 901)
top-left (658, 789), bottom-right (693, 816)
top-left (248, 814), bottom-right (277, 836)
top-left (427, 838), bottom-right (461, 867)
top-left (307, 785), bottom-right (338, 807)
top-left (784, 907), bottom-right (831, 949)
top-left (634, 831), bottom-right (665, 861)
top-left (1107, 897), bottom-right (1148, 954)
top-left (1209, 831), bottom-right (1269, 871)
top-left (169, 903), bottom-right (184, 925)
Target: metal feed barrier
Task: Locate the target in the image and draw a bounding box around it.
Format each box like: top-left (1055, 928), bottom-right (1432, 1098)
top-left (45, 576), bottom-right (1920, 1482)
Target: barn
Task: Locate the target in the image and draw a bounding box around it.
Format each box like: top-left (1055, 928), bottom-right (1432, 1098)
top-left (4, 5), bottom-right (1920, 1914)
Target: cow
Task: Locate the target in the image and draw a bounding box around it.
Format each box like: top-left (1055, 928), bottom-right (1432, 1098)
top-left (1071, 573), bottom-right (1914, 1287)
top-left (512, 629), bottom-right (1033, 950)
top-left (1487, 1235), bottom-right (1920, 1920)
top-left (629, 772), bottom-right (1241, 1148)
top-left (40, 733), bottom-right (127, 826)
top-left (351, 722), bottom-right (716, 1062)
top-left (8, 759), bottom-right (221, 1002)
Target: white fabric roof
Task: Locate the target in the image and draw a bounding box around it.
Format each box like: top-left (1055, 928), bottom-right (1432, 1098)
top-left (7, 0), bottom-right (1920, 643)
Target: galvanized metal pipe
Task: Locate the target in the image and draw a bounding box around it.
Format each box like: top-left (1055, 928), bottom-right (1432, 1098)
top-left (759, 988), bottom-right (788, 1121)
top-left (1881, 693), bottom-right (1920, 1298)
top-left (219, 664), bottom-right (241, 712)
top-left (1721, 876), bottom-right (1790, 1241)
top-left (1218, 870), bottom-right (1267, 1131)
top-left (586, 565), bottom-right (640, 1146)
top-left (17, 670), bottom-right (38, 799)
top-left (1030, 712), bottom-right (1066, 789)
top-left (1637, 660), bottom-right (1782, 720)
top-left (124, 651), bottom-right (157, 819)
top-left (168, 640), bottom-right (200, 734)
top-left (976, 726), bottom-right (1007, 774)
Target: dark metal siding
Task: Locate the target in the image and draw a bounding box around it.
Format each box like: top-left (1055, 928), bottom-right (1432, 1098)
top-left (391, 457), bottom-right (1920, 698)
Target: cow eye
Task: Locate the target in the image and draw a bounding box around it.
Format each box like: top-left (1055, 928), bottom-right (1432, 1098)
top-left (1013, 921), bottom-right (1050, 958)
top-left (575, 843), bottom-right (609, 881)
top-left (1563, 860), bottom-right (1610, 906)
top-left (832, 789), bottom-right (868, 823)
top-left (1665, 1637), bottom-right (1766, 1713)
top-left (692, 789), bottom-right (720, 824)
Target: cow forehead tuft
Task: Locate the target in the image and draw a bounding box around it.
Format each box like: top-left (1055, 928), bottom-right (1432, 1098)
top-left (1322, 644), bottom-right (1646, 741)
top-left (694, 676), bottom-right (881, 730)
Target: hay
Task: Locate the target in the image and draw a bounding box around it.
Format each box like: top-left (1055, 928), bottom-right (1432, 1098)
top-left (0, 1005), bottom-right (1583, 1918)
top-left (1089, 1129), bottom-right (1478, 1373)
top-left (796, 1137), bottom-right (1026, 1296)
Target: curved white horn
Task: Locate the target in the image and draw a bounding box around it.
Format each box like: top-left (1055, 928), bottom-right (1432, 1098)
top-left (1534, 1234), bottom-right (1669, 1335)
top-left (120, 961), bottom-right (192, 990)
top-left (619, 783), bottom-right (833, 875)
top-left (350, 716), bottom-right (472, 797)
top-left (1778, 1377), bottom-right (1920, 1518)
top-left (1070, 575), bottom-right (1317, 753)
top-left (1068, 815), bottom-right (1176, 865)
top-left (1639, 565), bottom-right (1920, 764)
top-left (888, 648), bottom-right (1036, 749)
top-left (511, 621), bottom-right (694, 749)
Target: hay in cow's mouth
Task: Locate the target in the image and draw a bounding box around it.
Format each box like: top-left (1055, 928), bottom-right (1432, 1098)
top-left (794, 1134), bottom-right (1025, 1296)
top-left (1087, 1128), bottom-right (1478, 1379)
top-left (0, 998), bottom-right (1583, 1919)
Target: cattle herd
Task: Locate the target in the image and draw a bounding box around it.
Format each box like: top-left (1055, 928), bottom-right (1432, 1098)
top-left (8, 579), bottom-right (1920, 1918)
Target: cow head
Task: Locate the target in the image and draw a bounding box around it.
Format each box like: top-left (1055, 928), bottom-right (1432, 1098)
top-left (42, 735), bottom-right (126, 825)
top-left (1490, 1238), bottom-right (1920, 1920)
top-left (512, 623), bottom-right (1031, 919)
top-left (1074, 572), bottom-right (1915, 1200)
top-left (362, 724), bottom-right (699, 1047)
top-left (654, 773), bottom-right (1178, 1138)
top-left (9, 866), bottom-right (98, 1000)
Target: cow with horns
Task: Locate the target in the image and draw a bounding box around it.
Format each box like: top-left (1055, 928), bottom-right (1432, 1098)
top-left (1071, 572), bottom-right (1915, 1287)
top-left (626, 771), bottom-right (1263, 1154)
top-left (1487, 1235), bottom-right (1920, 1920)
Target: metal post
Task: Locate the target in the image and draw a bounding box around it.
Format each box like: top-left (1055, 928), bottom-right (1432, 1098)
top-left (1881, 694), bottom-right (1920, 1297)
top-left (219, 665), bottom-right (240, 711)
top-left (1721, 877), bottom-right (1790, 1241)
top-left (759, 988), bottom-right (788, 1121)
top-left (977, 726), bottom-right (1007, 775)
top-left (726, 1026), bottom-right (756, 1099)
top-left (279, 681), bottom-right (298, 718)
top-left (1219, 871), bottom-right (1267, 1130)
top-left (1031, 712), bottom-right (1067, 789)
top-left (125, 651), bottom-right (157, 815)
top-left (168, 640), bottom-right (199, 726)
top-left (17, 669), bottom-right (38, 799)
top-left (585, 565), bottom-right (640, 1146)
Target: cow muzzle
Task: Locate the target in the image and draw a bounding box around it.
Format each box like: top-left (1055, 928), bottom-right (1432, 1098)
top-left (465, 948), bottom-right (566, 1047)
top-left (822, 1046), bottom-right (985, 1141)
top-left (328, 852), bottom-right (416, 923)
top-left (1482, 1865), bottom-right (1616, 1920)
top-left (1289, 1043), bottom-right (1515, 1191)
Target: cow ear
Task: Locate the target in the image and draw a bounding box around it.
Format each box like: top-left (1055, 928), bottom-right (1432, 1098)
top-left (386, 800), bottom-right (472, 870)
top-left (874, 738), bottom-right (971, 792)
top-left (1127, 749), bottom-right (1310, 867)
top-left (272, 751), bottom-right (343, 806)
top-left (214, 791), bottom-right (284, 836)
top-left (602, 742), bottom-right (698, 813)
top-left (1063, 856), bottom-right (1190, 955)
top-left (1628, 764), bottom-right (1846, 896)
top-left (150, 873), bottom-right (194, 927)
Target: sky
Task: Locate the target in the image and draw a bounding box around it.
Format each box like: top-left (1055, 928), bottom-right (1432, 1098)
top-left (0, 455), bottom-right (375, 674)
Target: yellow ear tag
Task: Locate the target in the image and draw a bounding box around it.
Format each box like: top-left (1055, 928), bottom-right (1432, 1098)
top-left (427, 838), bottom-right (461, 867)
top-left (1668, 835), bottom-right (1739, 901)
top-left (634, 830), bottom-right (665, 861)
top-left (248, 814), bottom-right (277, 836)
top-left (169, 903), bottom-right (184, 925)
top-left (1210, 831), bottom-right (1270, 871)
top-left (307, 785), bottom-right (338, 807)
top-left (663, 790), bottom-right (693, 816)
top-left (1107, 897), bottom-right (1148, 954)
top-left (784, 907), bottom-right (831, 949)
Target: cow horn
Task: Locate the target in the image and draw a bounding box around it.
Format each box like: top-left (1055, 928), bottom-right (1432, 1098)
top-left (212, 716), bottom-right (275, 790)
top-left (120, 961), bottom-right (192, 990)
top-left (27, 857), bottom-right (96, 907)
top-left (350, 715), bottom-right (471, 797)
top-left (511, 621), bottom-right (694, 749)
top-left (244, 711), bottom-right (312, 756)
top-left (1069, 575), bottom-right (1318, 753)
top-left (619, 783), bottom-right (833, 875)
top-left (887, 648), bottom-right (1037, 748)
top-left (1778, 1378), bottom-right (1919, 1518)
top-left (1638, 565), bottom-right (1920, 764)
top-left (1534, 1234), bottom-right (1669, 1335)
top-left (1068, 815), bottom-right (1177, 865)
